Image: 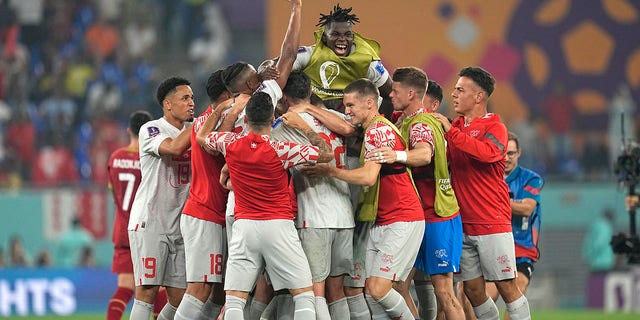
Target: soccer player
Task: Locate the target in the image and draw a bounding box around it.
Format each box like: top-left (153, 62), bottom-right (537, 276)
top-left (484, 132), bottom-right (543, 320)
top-left (293, 4), bottom-right (393, 118)
top-left (302, 78), bottom-right (424, 320)
top-left (106, 110), bottom-right (169, 319)
top-left (198, 91), bottom-right (334, 320)
top-left (271, 70), bottom-right (355, 319)
top-left (174, 69), bottom-right (235, 320)
top-left (371, 68), bottom-right (464, 319)
top-left (432, 67), bottom-right (532, 320)
top-left (128, 77), bottom-right (194, 320)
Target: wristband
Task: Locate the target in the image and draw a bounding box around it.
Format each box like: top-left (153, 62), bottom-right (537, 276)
top-left (396, 151), bottom-right (407, 164)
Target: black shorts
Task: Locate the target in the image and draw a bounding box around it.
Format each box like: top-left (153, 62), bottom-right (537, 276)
top-left (516, 261), bottom-right (534, 280)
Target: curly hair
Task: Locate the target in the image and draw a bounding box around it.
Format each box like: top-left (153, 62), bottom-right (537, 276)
top-left (316, 4), bottom-right (359, 27)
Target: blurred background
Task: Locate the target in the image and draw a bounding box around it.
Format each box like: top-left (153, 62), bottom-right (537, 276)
top-left (0, 0), bottom-right (639, 317)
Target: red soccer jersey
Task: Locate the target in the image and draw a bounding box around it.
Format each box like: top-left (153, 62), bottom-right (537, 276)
top-left (107, 146), bottom-right (142, 249)
top-left (205, 132), bottom-right (319, 220)
top-left (364, 120), bottom-right (423, 225)
top-left (445, 113), bottom-right (511, 235)
top-left (182, 106), bottom-right (229, 225)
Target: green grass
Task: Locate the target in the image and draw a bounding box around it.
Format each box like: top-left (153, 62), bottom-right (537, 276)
top-left (2, 310), bottom-right (640, 319)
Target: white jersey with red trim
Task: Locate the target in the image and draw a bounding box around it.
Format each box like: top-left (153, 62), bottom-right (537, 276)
top-left (128, 117), bottom-right (192, 236)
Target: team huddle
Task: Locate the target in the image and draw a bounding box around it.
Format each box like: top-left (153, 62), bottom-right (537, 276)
top-left (106, 2), bottom-right (543, 320)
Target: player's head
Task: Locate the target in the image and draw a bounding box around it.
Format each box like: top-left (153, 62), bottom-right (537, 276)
top-left (222, 62), bottom-right (259, 95)
top-left (318, 4), bottom-right (359, 56)
top-left (156, 76), bottom-right (194, 122)
top-left (390, 67), bottom-right (428, 112)
top-left (459, 66), bottom-right (495, 97)
top-left (452, 67), bottom-right (495, 115)
top-left (245, 92), bottom-right (274, 130)
top-left (505, 131), bottom-right (521, 175)
top-left (129, 110), bottom-right (152, 138)
top-left (282, 70), bottom-right (312, 103)
top-left (424, 80), bottom-right (443, 112)
top-left (343, 78), bottom-right (379, 126)
top-left (206, 69), bottom-right (231, 103)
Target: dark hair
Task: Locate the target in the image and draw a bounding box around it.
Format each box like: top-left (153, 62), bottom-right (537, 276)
top-left (317, 4), bottom-right (360, 27)
top-left (392, 67), bottom-right (428, 97)
top-left (310, 93), bottom-right (325, 108)
top-left (344, 78), bottom-right (379, 101)
top-left (129, 110), bottom-right (152, 137)
top-left (283, 70), bottom-right (311, 101)
top-left (156, 77), bottom-right (191, 107)
top-left (426, 80), bottom-right (443, 103)
top-left (508, 131), bottom-right (520, 150)
top-left (459, 67), bottom-right (495, 96)
top-left (245, 92), bottom-right (274, 128)
top-left (206, 69), bottom-right (227, 102)
top-left (222, 62), bottom-right (251, 94)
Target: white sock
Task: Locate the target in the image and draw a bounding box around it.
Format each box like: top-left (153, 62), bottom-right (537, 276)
top-left (365, 294), bottom-right (388, 320)
top-left (157, 302), bottom-right (178, 320)
top-left (505, 295), bottom-right (531, 320)
top-left (328, 297), bottom-right (350, 319)
top-left (202, 298), bottom-right (223, 319)
top-left (347, 294), bottom-right (371, 320)
top-left (129, 299), bottom-right (153, 320)
top-left (415, 283), bottom-right (437, 320)
top-left (315, 296), bottom-right (331, 320)
top-left (377, 289), bottom-right (414, 320)
top-left (292, 291), bottom-right (316, 320)
top-left (224, 295), bottom-right (246, 320)
top-left (175, 293), bottom-right (204, 320)
top-left (473, 297), bottom-right (500, 320)
top-left (249, 300), bottom-right (267, 320)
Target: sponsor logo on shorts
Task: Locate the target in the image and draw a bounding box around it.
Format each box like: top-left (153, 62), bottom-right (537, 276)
top-left (379, 266), bottom-right (390, 273)
top-left (438, 261), bottom-right (449, 268)
top-left (501, 266), bottom-right (512, 273)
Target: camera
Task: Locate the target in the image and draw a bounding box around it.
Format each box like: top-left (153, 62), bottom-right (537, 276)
top-left (613, 142), bottom-right (640, 264)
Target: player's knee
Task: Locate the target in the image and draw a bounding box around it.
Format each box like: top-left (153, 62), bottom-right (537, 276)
top-left (364, 277), bottom-right (392, 300)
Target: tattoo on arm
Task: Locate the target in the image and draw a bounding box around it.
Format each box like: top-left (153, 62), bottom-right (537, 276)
top-left (301, 127), bottom-right (333, 163)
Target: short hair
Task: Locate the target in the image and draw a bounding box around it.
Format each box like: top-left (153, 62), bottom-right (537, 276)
top-left (156, 77), bottom-right (191, 107)
top-left (459, 67), bottom-right (495, 96)
top-left (129, 110), bottom-right (152, 137)
top-left (508, 131), bottom-right (520, 150)
top-left (245, 92), bottom-right (274, 127)
top-left (206, 69), bottom-right (227, 102)
top-left (222, 62), bottom-right (251, 94)
top-left (426, 80), bottom-right (443, 103)
top-left (392, 67), bottom-right (428, 97)
top-left (344, 78), bottom-right (379, 101)
top-left (310, 93), bottom-right (325, 108)
top-left (317, 4), bottom-right (359, 27)
top-left (283, 70), bottom-right (311, 101)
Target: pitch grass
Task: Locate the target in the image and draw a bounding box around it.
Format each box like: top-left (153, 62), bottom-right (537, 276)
top-left (3, 310), bottom-right (639, 319)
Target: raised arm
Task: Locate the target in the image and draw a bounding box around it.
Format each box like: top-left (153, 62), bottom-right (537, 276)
top-left (158, 124), bottom-right (192, 156)
top-left (289, 103), bottom-right (356, 137)
top-left (274, 0), bottom-right (302, 89)
top-left (196, 99), bottom-right (234, 150)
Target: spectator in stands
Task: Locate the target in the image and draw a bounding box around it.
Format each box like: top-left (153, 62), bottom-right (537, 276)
top-left (31, 134), bottom-right (80, 187)
top-left (582, 208), bottom-right (616, 272)
top-left (35, 249), bottom-right (52, 268)
top-left (56, 216), bottom-right (94, 269)
top-left (9, 235), bottom-right (29, 267)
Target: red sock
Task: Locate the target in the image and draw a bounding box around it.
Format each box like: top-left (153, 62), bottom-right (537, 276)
top-left (153, 288), bottom-right (169, 320)
top-left (107, 287), bottom-right (134, 320)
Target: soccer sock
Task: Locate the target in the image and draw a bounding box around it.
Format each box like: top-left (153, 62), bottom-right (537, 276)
top-left (292, 291), bottom-right (316, 320)
top-left (377, 289), bottom-right (414, 320)
top-left (415, 283), bottom-right (437, 320)
top-left (175, 293), bottom-right (204, 320)
top-left (473, 297), bottom-right (500, 320)
top-left (157, 302), bottom-right (177, 320)
top-left (202, 299), bottom-right (223, 320)
top-left (315, 296), bottom-right (331, 320)
top-left (505, 295), bottom-right (531, 320)
top-left (365, 294), bottom-right (389, 320)
top-left (277, 294), bottom-right (295, 318)
top-left (153, 288), bottom-right (169, 319)
top-left (259, 296), bottom-right (278, 320)
top-left (328, 297), bottom-right (350, 319)
top-left (107, 287), bottom-right (134, 320)
top-left (224, 295), bottom-right (247, 320)
top-left (249, 299), bottom-right (267, 320)
top-left (347, 293), bottom-right (371, 320)
top-left (130, 299), bottom-right (154, 320)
